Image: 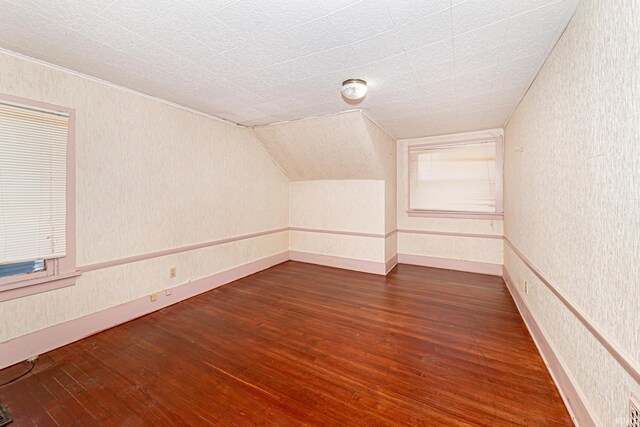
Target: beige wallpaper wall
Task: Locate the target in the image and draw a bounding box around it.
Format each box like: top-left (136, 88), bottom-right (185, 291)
top-left (0, 51), bottom-right (289, 342)
top-left (260, 111), bottom-right (397, 266)
top-left (289, 180), bottom-right (386, 262)
top-left (504, 0), bottom-right (640, 424)
top-left (362, 117), bottom-right (398, 262)
top-left (397, 129), bottom-right (504, 266)
top-left (252, 111), bottom-right (395, 181)
top-left (290, 180), bottom-right (386, 234)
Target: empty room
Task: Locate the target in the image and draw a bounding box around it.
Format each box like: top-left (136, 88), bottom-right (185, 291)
top-left (0, 0), bottom-right (637, 425)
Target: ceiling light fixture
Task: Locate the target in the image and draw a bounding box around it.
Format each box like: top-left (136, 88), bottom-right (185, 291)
top-left (341, 79), bottom-right (368, 100)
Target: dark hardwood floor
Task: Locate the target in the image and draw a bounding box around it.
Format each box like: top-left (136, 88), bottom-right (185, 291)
top-left (0, 261), bottom-right (572, 426)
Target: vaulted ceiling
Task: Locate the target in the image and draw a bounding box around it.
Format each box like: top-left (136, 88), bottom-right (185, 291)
top-left (0, 0), bottom-right (579, 138)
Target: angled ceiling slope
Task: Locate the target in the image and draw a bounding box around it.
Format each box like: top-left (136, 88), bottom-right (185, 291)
top-left (252, 111), bottom-right (395, 181)
top-left (0, 0), bottom-right (580, 139)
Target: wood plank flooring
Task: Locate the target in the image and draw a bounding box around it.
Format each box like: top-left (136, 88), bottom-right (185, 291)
top-left (0, 261), bottom-right (572, 426)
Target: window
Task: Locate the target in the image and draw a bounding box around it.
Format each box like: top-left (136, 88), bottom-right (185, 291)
top-left (0, 94), bottom-right (77, 301)
top-left (0, 260), bottom-right (45, 278)
top-left (408, 137), bottom-right (503, 219)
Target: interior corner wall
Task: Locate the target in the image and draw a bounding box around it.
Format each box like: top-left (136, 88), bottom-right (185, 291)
top-left (289, 180), bottom-right (387, 269)
top-left (396, 129), bottom-right (504, 273)
top-left (503, 0), bottom-right (640, 424)
top-left (255, 111), bottom-right (398, 274)
top-left (0, 51), bottom-right (290, 346)
top-left (361, 116), bottom-right (398, 265)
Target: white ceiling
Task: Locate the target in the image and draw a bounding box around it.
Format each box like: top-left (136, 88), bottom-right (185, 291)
top-left (0, 0), bottom-right (578, 139)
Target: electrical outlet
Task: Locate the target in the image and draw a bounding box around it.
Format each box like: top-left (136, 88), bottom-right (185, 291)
top-left (165, 289), bottom-right (172, 296)
top-left (150, 293), bottom-right (158, 302)
top-left (169, 267), bottom-right (176, 278)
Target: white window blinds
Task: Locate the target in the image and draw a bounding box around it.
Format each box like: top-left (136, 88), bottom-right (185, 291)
top-left (0, 101), bottom-right (69, 264)
top-left (409, 141), bottom-right (497, 213)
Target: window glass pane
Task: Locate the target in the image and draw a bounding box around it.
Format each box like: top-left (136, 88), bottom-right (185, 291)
top-left (409, 141), bottom-right (496, 212)
top-left (0, 260), bottom-right (45, 278)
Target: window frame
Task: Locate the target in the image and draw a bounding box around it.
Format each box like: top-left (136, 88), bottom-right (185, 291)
top-left (0, 260), bottom-right (50, 282)
top-left (406, 136), bottom-right (504, 220)
top-left (0, 93), bottom-right (79, 302)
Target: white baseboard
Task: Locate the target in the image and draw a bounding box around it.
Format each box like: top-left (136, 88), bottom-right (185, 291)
top-left (289, 250), bottom-right (388, 275)
top-left (503, 267), bottom-right (597, 427)
top-left (397, 253), bottom-right (502, 276)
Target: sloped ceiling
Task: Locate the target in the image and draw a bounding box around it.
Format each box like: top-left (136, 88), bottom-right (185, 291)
top-left (0, 0), bottom-right (580, 139)
top-left (252, 111), bottom-right (395, 181)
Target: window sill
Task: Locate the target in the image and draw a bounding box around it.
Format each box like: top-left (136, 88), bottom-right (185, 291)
top-left (0, 271), bottom-right (81, 302)
top-left (407, 210), bottom-right (504, 220)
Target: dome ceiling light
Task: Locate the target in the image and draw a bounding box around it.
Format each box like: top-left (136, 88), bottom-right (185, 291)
top-left (341, 79), bottom-right (368, 100)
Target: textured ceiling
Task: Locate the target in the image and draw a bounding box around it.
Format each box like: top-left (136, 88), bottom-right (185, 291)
top-left (0, 0), bottom-right (579, 138)
top-left (253, 111), bottom-right (394, 180)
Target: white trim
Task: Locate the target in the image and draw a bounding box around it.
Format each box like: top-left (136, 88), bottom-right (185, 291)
top-left (289, 251), bottom-right (387, 275)
top-left (397, 253), bottom-right (502, 276)
top-left (503, 267), bottom-right (598, 427)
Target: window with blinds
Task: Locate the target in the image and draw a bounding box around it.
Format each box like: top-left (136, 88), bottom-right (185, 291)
top-left (408, 140), bottom-right (499, 213)
top-left (0, 101), bottom-right (69, 272)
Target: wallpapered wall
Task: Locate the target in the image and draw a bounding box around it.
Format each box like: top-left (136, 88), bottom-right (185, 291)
top-left (504, 0), bottom-right (640, 424)
top-left (0, 51), bottom-right (289, 342)
top-left (257, 111), bottom-right (397, 266)
top-left (2, 4), bottom-right (637, 422)
top-left (363, 117), bottom-right (398, 262)
top-left (397, 129), bottom-right (504, 267)
top-left (289, 180), bottom-right (387, 263)
top-left (252, 111), bottom-right (395, 181)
